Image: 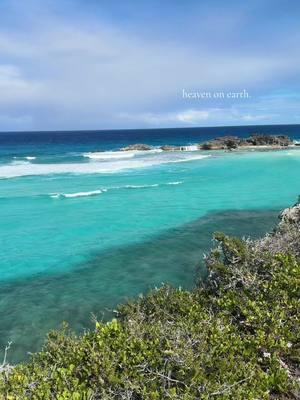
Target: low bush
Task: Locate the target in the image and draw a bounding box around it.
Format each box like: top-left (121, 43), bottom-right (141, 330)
top-left (1, 205), bottom-right (299, 399)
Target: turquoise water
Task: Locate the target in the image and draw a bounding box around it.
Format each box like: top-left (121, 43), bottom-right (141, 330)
top-left (1, 150), bottom-right (299, 282)
top-left (0, 126), bottom-right (300, 362)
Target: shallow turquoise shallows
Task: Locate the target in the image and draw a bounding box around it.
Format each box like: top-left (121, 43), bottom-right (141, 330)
top-left (0, 125), bottom-right (300, 362)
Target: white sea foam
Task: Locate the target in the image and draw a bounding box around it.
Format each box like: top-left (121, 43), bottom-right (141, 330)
top-left (10, 160), bottom-right (31, 166)
top-left (49, 181), bottom-right (182, 199)
top-left (112, 181), bottom-right (183, 190)
top-left (83, 151), bottom-right (136, 160)
top-left (0, 153), bottom-right (210, 179)
top-left (124, 184), bottom-right (160, 189)
top-left (51, 189), bottom-right (105, 199)
top-left (184, 145), bottom-right (198, 151)
top-left (166, 181), bottom-right (183, 185)
top-left (12, 156), bottom-right (36, 161)
top-left (83, 149), bottom-right (163, 160)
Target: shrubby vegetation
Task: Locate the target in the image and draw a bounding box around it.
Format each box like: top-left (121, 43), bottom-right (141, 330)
top-left (1, 204), bottom-right (299, 399)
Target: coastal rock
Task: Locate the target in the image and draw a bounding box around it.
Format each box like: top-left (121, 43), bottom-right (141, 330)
top-left (245, 134), bottom-right (292, 146)
top-left (200, 134), bottom-right (292, 150)
top-left (279, 201), bottom-right (300, 225)
top-left (160, 145), bottom-right (186, 151)
top-left (200, 136), bottom-right (242, 150)
top-left (121, 135), bottom-right (293, 152)
top-left (121, 144), bottom-right (153, 151)
top-left (258, 200), bottom-right (300, 260)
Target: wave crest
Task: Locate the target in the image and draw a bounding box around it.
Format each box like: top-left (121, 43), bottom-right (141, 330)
top-left (166, 181), bottom-right (183, 185)
top-left (50, 189), bottom-right (105, 199)
top-left (49, 181), bottom-right (183, 199)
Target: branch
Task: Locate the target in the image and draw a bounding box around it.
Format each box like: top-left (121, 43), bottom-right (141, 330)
top-left (0, 341), bottom-right (12, 370)
top-left (210, 376), bottom-right (252, 396)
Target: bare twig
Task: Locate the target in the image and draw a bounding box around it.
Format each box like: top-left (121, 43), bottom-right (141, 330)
top-left (209, 376), bottom-right (252, 396)
top-left (0, 341), bottom-right (12, 369)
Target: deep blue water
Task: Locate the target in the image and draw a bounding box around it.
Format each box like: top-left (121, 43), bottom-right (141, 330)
top-left (0, 124), bottom-right (299, 158)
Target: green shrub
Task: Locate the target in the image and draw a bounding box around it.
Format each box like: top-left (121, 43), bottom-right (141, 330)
top-left (1, 207), bottom-right (300, 399)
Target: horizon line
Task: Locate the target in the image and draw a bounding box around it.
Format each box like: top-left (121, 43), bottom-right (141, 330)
top-left (0, 123), bottom-right (299, 134)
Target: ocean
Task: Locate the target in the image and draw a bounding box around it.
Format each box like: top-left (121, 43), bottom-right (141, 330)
top-left (0, 124), bottom-right (300, 363)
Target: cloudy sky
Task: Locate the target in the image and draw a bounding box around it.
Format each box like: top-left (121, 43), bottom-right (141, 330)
top-left (0, 0), bottom-right (299, 131)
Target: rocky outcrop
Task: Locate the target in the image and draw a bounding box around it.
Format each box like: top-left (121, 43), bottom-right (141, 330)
top-left (200, 136), bottom-right (242, 150)
top-left (121, 144), bottom-right (153, 151)
top-left (246, 134), bottom-right (292, 146)
top-left (257, 200), bottom-right (300, 260)
top-left (160, 145), bottom-right (186, 151)
top-left (120, 135), bottom-right (293, 152)
top-left (200, 134), bottom-right (292, 150)
top-left (122, 144), bottom-right (190, 151)
top-left (279, 200), bottom-right (300, 226)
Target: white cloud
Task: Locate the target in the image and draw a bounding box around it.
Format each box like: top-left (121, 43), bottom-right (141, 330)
top-left (0, 5), bottom-right (299, 130)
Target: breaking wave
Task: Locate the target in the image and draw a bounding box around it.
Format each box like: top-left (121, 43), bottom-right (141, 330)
top-left (0, 153), bottom-right (210, 179)
top-left (166, 181), bottom-right (183, 185)
top-left (123, 184), bottom-right (159, 189)
top-left (83, 149), bottom-right (163, 160)
top-left (49, 181), bottom-right (184, 199)
top-left (50, 189), bottom-right (106, 199)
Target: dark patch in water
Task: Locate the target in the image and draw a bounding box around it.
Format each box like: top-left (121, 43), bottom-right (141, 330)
top-left (0, 209), bottom-right (279, 363)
